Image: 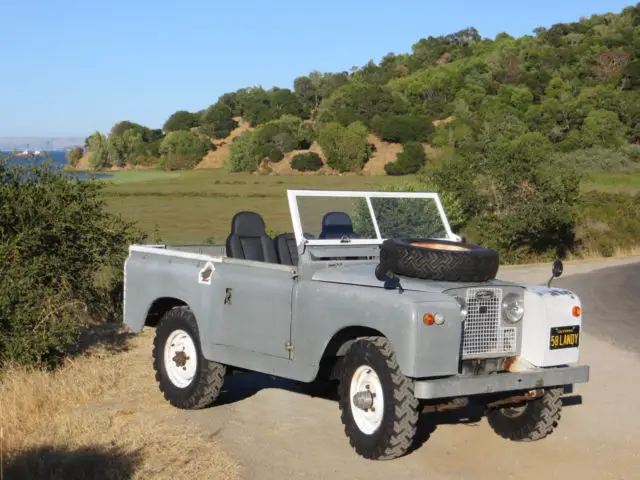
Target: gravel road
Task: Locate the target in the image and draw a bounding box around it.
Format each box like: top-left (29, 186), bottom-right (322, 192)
top-left (174, 257), bottom-right (640, 480)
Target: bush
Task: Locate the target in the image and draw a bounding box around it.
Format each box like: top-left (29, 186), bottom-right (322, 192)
top-left (259, 144), bottom-right (284, 162)
top-left (385, 141), bottom-right (426, 175)
top-left (65, 147), bottom-right (84, 168)
top-left (380, 115), bottom-right (434, 143)
top-left (226, 130), bottom-right (263, 172)
top-left (0, 160), bottom-right (146, 368)
top-left (316, 121), bottom-right (371, 172)
top-left (158, 131), bottom-right (214, 170)
top-left (291, 152), bottom-right (323, 171)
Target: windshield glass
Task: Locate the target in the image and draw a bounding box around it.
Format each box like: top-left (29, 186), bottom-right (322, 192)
top-left (289, 191), bottom-right (452, 243)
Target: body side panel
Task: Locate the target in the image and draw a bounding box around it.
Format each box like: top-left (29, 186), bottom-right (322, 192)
top-left (203, 261), bottom-right (295, 359)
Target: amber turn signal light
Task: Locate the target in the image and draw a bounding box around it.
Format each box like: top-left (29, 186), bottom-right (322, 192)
top-left (572, 306), bottom-right (581, 317)
top-left (423, 313), bottom-right (435, 325)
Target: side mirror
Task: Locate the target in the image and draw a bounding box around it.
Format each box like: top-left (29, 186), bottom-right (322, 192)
top-left (552, 259), bottom-right (563, 278)
top-left (547, 259), bottom-right (564, 287)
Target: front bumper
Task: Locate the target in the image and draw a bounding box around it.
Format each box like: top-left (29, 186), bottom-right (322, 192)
top-left (413, 364), bottom-right (590, 400)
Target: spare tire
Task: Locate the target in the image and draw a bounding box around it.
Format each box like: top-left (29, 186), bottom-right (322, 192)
top-left (378, 238), bottom-right (500, 282)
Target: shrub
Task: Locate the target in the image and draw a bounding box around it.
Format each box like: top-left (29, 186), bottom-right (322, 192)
top-left (316, 121), bottom-right (371, 172)
top-left (291, 152), bottom-right (323, 171)
top-left (385, 141), bottom-right (426, 175)
top-left (226, 130), bottom-right (263, 172)
top-left (65, 147), bottom-right (84, 168)
top-left (0, 159), bottom-right (146, 368)
top-left (158, 130), bottom-right (214, 170)
top-left (380, 115), bottom-right (434, 143)
top-left (259, 144), bottom-right (284, 162)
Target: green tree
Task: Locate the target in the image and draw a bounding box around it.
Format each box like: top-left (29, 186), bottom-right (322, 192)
top-left (200, 103), bottom-right (239, 138)
top-left (163, 110), bottom-right (200, 132)
top-left (581, 109), bottom-right (627, 148)
top-left (158, 131), bottom-right (214, 170)
top-left (86, 131), bottom-right (110, 170)
top-left (316, 122), bottom-right (371, 172)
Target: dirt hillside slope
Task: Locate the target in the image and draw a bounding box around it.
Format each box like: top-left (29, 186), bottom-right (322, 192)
top-left (196, 117), bottom-right (253, 169)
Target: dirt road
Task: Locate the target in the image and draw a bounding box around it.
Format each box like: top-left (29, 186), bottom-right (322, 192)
top-left (164, 257), bottom-right (640, 480)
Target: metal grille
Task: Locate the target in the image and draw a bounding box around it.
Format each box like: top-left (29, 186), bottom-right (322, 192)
top-left (462, 287), bottom-right (517, 357)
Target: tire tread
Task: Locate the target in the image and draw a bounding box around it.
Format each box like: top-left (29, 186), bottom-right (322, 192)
top-left (152, 306), bottom-right (225, 410)
top-left (338, 336), bottom-right (419, 460)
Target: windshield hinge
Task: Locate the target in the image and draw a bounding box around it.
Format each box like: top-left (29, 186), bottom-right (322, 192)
top-left (285, 341), bottom-right (294, 360)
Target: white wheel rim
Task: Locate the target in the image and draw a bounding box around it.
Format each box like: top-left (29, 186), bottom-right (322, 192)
top-left (349, 364), bottom-right (385, 435)
top-left (164, 329), bottom-right (198, 388)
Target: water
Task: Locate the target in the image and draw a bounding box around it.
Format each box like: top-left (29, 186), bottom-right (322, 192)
top-left (1, 151), bottom-right (113, 180)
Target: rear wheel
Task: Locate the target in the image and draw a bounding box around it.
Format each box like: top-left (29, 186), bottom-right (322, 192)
top-left (486, 388), bottom-right (563, 441)
top-left (153, 306), bottom-right (226, 409)
top-left (338, 336), bottom-right (419, 460)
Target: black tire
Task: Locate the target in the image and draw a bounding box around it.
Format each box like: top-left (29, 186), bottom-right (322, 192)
top-left (338, 336), bottom-right (419, 460)
top-left (152, 306), bottom-right (226, 409)
top-left (486, 388), bottom-right (563, 441)
top-left (378, 238), bottom-right (500, 282)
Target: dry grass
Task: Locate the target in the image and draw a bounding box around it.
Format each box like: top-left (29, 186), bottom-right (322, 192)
top-left (0, 325), bottom-right (238, 480)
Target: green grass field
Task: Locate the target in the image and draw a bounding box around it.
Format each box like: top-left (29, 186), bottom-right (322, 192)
top-left (102, 169), bottom-right (406, 243)
top-left (102, 169), bottom-right (640, 245)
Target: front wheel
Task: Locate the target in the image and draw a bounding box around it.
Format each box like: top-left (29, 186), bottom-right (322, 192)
top-left (486, 387), bottom-right (563, 441)
top-left (338, 336), bottom-right (419, 460)
top-left (152, 306), bottom-right (226, 409)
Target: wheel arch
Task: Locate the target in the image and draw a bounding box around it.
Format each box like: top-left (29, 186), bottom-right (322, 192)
top-left (324, 326), bottom-right (388, 357)
top-left (315, 326), bottom-right (389, 381)
top-left (145, 297), bottom-right (189, 327)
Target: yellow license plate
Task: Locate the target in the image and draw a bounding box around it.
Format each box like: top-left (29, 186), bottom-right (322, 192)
top-left (549, 325), bottom-right (580, 350)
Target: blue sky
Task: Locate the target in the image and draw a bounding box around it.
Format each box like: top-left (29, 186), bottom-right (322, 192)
top-left (0, 0), bottom-right (634, 137)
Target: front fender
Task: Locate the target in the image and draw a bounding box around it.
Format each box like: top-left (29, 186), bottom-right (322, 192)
top-left (292, 281), bottom-right (462, 379)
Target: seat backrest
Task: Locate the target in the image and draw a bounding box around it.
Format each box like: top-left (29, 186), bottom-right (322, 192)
top-left (225, 211), bottom-right (278, 263)
top-left (274, 233), bottom-right (298, 266)
top-left (274, 232), bottom-right (314, 266)
top-left (319, 211), bottom-right (360, 239)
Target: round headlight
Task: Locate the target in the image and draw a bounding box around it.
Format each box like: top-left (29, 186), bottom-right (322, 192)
top-left (502, 292), bottom-right (524, 323)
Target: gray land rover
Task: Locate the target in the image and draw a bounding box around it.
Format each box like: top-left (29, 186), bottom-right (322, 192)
top-left (123, 189), bottom-right (589, 460)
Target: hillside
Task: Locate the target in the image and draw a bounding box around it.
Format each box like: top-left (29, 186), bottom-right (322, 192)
top-left (80, 4), bottom-right (640, 178)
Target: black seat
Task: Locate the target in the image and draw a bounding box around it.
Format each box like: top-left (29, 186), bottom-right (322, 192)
top-left (319, 211), bottom-right (360, 239)
top-left (225, 211), bottom-right (278, 263)
top-left (274, 232), bottom-right (314, 266)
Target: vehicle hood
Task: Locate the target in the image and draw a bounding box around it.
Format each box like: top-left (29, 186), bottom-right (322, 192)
top-left (311, 262), bottom-right (517, 293)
